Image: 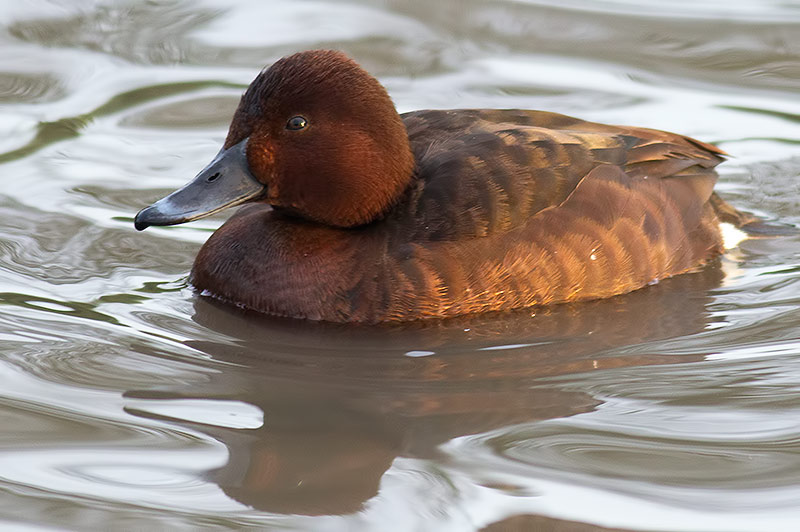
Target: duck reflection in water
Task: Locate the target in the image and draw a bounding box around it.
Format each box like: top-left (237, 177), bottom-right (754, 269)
top-left (125, 265), bottom-right (722, 518)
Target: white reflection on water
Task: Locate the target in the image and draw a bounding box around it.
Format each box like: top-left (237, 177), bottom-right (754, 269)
top-left (126, 397), bottom-right (265, 429)
top-left (193, 0), bottom-right (435, 48)
top-left (509, 0), bottom-right (800, 21)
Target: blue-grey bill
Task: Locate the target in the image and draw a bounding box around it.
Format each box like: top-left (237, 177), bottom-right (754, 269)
top-left (134, 138), bottom-right (265, 231)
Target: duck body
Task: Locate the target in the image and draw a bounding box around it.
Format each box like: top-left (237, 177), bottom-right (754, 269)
top-left (136, 51), bottom-right (730, 323)
top-left (190, 109), bottom-right (726, 323)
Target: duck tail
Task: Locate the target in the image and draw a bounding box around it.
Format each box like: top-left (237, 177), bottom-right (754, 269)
top-left (709, 192), bottom-right (757, 228)
top-left (710, 192), bottom-right (796, 236)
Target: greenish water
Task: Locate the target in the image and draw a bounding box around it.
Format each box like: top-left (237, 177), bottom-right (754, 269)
top-left (1, 1), bottom-right (800, 530)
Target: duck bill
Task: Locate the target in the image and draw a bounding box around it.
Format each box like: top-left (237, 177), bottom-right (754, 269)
top-left (134, 138), bottom-right (266, 230)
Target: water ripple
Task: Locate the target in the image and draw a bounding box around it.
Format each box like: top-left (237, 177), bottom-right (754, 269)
top-left (2, 1), bottom-right (800, 530)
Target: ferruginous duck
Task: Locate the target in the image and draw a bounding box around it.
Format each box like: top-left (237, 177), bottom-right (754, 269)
top-left (135, 50), bottom-right (748, 323)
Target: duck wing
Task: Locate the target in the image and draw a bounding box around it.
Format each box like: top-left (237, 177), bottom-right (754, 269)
top-left (396, 109), bottom-right (724, 242)
top-left (378, 163), bottom-right (723, 320)
top-left (369, 110), bottom-right (726, 320)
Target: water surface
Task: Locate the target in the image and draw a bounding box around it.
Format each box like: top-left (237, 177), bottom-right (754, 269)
top-left (1, 1), bottom-right (800, 530)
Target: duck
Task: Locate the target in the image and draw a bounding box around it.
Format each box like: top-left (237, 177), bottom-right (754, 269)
top-left (135, 49), bottom-right (748, 323)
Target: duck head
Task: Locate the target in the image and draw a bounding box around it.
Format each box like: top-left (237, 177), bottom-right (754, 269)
top-left (135, 50), bottom-right (415, 230)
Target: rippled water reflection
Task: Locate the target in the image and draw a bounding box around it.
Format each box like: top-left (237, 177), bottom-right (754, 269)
top-left (2, 1), bottom-right (800, 530)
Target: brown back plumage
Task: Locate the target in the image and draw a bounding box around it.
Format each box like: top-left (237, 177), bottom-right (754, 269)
top-left (192, 109), bottom-right (727, 322)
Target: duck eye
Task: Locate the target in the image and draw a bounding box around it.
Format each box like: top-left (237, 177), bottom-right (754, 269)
top-left (286, 116), bottom-right (308, 130)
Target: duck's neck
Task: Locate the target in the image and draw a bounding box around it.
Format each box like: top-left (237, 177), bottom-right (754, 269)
top-left (349, 118), bottom-right (416, 225)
